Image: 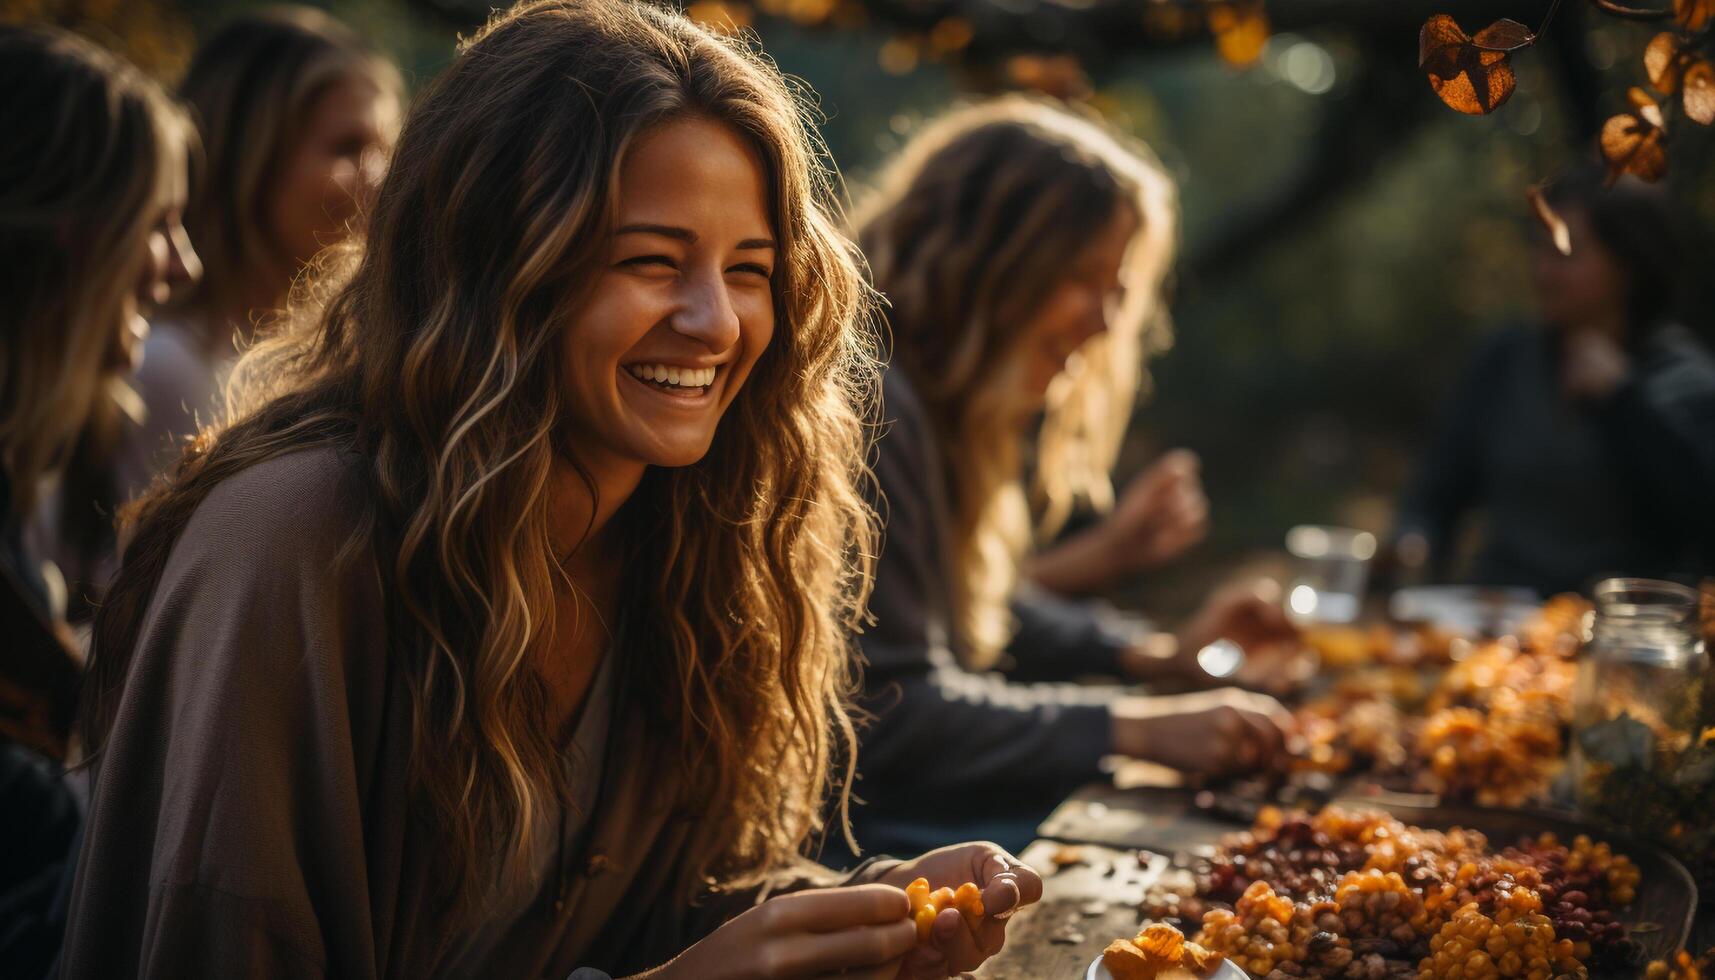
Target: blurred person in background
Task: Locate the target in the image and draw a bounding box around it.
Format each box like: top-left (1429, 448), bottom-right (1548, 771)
top-left (844, 97), bottom-right (1303, 859)
top-left (61, 2), bottom-right (1038, 977)
top-left (0, 23), bottom-right (198, 977)
top-left (120, 4), bottom-right (403, 497)
top-left (34, 6), bottom-right (403, 619)
top-left (1395, 168), bottom-right (1715, 596)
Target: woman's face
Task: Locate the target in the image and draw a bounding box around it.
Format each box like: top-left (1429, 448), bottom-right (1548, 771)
top-left (1532, 204), bottom-right (1629, 331)
top-left (1017, 203), bottom-right (1137, 402)
top-left (559, 116), bottom-right (777, 471)
top-left (266, 74), bottom-right (399, 273)
top-left (113, 193), bottom-right (202, 375)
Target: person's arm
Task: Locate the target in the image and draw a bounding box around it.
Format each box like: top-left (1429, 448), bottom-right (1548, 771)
top-left (60, 455), bottom-right (389, 980)
top-left (1587, 328), bottom-right (1715, 565)
top-left (1025, 449), bottom-right (1208, 595)
top-left (1395, 331), bottom-right (1512, 578)
top-left (1002, 583), bottom-right (1143, 682)
top-left (858, 391), bottom-right (1115, 795)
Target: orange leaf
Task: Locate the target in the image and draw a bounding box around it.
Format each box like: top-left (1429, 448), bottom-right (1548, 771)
top-left (1419, 14), bottom-right (1518, 114)
top-left (1645, 32), bottom-right (1685, 94)
top-left (1601, 91), bottom-right (1669, 184)
top-left (1209, 2), bottom-right (1270, 68)
top-left (1678, 0), bottom-right (1714, 31)
top-left (1685, 59), bottom-right (1715, 124)
top-left (1527, 186), bottom-right (1573, 257)
top-left (1472, 18), bottom-right (1536, 51)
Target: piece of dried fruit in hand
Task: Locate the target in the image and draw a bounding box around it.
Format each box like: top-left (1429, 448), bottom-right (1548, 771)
top-left (1419, 14), bottom-right (1534, 115)
top-left (1528, 185), bottom-right (1573, 256)
top-left (1601, 87), bottom-right (1669, 184)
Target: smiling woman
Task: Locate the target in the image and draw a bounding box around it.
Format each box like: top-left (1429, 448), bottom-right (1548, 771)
top-left (60, 1), bottom-right (1038, 978)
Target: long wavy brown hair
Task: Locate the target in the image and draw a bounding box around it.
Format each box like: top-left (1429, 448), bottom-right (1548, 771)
top-left (82, 0), bottom-right (878, 920)
top-left (855, 97), bottom-right (1177, 668)
top-left (0, 25), bottom-right (190, 518)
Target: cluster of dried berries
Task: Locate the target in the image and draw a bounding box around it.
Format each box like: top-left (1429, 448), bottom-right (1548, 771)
top-left (1184, 809), bottom-right (1641, 979)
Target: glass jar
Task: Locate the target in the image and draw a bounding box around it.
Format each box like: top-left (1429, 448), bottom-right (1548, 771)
top-left (1571, 577), bottom-right (1708, 812)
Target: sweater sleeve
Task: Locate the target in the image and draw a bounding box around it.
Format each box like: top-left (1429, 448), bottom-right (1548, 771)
top-left (1592, 327), bottom-right (1715, 569)
top-left (855, 376), bottom-right (1113, 797)
top-left (1004, 583), bottom-right (1141, 683)
top-left (60, 451), bottom-right (389, 980)
top-left (1395, 330), bottom-right (1513, 577)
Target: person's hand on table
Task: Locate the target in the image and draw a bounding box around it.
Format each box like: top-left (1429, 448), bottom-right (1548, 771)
top-left (643, 884), bottom-right (916, 979)
top-left (877, 842), bottom-right (1044, 978)
top-left (1177, 579), bottom-right (1310, 698)
top-left (1111, 688), bottom-right (1294, 777)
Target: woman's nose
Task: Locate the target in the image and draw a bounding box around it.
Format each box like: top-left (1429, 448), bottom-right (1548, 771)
top-left (671, 275), bottom-right (743, 352)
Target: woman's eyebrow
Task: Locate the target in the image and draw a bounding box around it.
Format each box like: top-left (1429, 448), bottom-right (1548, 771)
top-left (614, 224), bottom-right (775, 252)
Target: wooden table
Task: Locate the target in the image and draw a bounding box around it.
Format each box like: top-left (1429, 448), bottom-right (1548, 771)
top-left (975, 840), bottom-right (1167, 978)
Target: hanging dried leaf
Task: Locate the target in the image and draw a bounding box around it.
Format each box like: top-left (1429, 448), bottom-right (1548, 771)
top-left (1419, 14), bottom-right (1525, 114)
top-left (1600, 88), bottom-right (1669, 184)
top-left (1686, 60), bottom-right (1715, 124)
top-left (1645, 32), bottom-right (1685, 93)
top-left (1471, 18), bottom-right (1537, 52)
top-left (1678, 0), bottom-right (1715, 31)
top-left (1209, 1), bottom-right (1270, 67)
top-left (1527, 186), bottom-right (1573, 256)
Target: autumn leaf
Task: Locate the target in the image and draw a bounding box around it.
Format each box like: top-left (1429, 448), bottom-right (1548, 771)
top-left (1209, 1), bottom-right (1270, 68)
top-left (1527, 186), bottom-right (1573, 256)
top-left (1600, 87), bottom-right (1669, 184)
top-left (1647, 31), bottom-right (1715, 125)
top-left (1419, 14), bottom-right (1534, 115)
top-left (1678, 0), bottom-right (1714, 31)
top-left (1687, 60), bottom-right (1715, 124)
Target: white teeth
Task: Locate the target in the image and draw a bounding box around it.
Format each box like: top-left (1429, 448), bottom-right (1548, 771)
top-left (626, 363), bottom-right (715, 388)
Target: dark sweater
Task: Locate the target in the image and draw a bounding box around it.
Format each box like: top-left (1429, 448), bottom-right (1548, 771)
top-left (853, 368), bottom-right (1131, 832)
top-left (1397, 325), bottom-right (1715, 595)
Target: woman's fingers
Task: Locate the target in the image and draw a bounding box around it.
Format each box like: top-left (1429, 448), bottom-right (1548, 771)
top-left (765, 884), bottom-right (911, 934)
top-left (773, 919), bottom-right (917, 975)
top-left (930, 906), bottom-right (987, 971)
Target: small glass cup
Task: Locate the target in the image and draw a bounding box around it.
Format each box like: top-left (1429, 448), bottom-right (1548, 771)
top-left (1284, 525), bottom-right (1376, 625)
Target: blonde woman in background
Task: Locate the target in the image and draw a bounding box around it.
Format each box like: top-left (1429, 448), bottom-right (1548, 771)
top-left (847, 97), bottom-right (1300, 857)
top-left (0, 23), bottom-right (199, 976)
top-left (120, 4), bottom-right (403, 496)
top-left (64, 2), bottom-right (1036, 977)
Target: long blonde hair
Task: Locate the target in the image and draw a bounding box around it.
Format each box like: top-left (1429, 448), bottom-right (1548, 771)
top-left (85, 0), bottom-right (877, 920)
top-left (172, 4), bottom-right (402, 326)
top-left (856, 97), bottom-right (1177, 668)
top-left (0, 25), bottom-right (190, 519)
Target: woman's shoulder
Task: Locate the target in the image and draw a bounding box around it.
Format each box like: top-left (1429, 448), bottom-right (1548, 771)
top-left (177, 445), bottom-right (375, 573)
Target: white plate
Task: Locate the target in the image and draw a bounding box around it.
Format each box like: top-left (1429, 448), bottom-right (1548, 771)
top-left (1086, 954), bottom-right (1248, 979)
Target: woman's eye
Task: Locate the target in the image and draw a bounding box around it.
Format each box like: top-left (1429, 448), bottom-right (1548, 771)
top-left (620, 255), bottom-right (677, 270)
top-left (728, 263), bottom-right (773, 279)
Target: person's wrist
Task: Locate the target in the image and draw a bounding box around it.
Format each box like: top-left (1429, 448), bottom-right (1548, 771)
top-left (1110, 699), bottom-right (1154, 758)
top-left (1120, 631), bottom-right (1182, 681)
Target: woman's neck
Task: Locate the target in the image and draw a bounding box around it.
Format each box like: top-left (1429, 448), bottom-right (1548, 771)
top-left (547, 450), bottom-right (646, 601)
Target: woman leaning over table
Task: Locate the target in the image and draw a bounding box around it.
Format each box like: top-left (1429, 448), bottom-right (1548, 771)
top-left (62, 2), bottom-right (1037, 977)
top-left (845, 98), bottom-right (1299, 857)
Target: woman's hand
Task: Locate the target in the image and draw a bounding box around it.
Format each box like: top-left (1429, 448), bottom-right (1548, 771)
top-left (647, 884), bottom-right (916, 980)
top-left (877, 843), bottom-right (1044, 978)
top-left (1101, 449), bottom-right (1209, 575)
top-left (1112, 688), bottom-right (1293, 777)
top-left (1175, 579), bottom-right (1308, 697)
